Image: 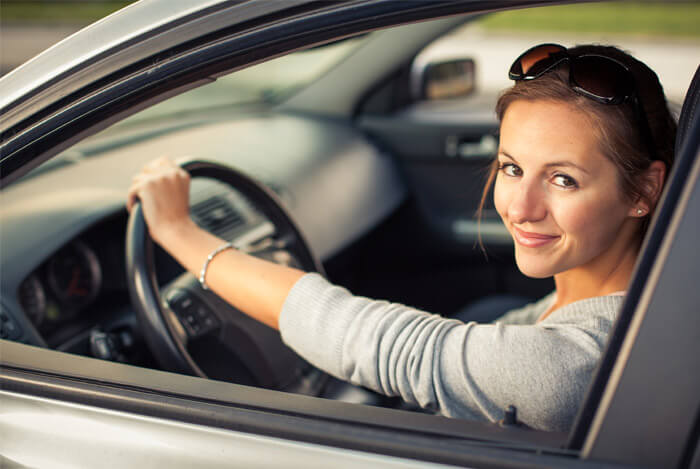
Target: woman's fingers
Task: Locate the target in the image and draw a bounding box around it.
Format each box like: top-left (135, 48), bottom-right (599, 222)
top-left (144, 155), bottom-right (172, 170)
top-left (129, 157), bottom-right (182, 189)
top-left (126, 157), bottom-right (193, 244)
top-left (126, 180), bottom-right (143, 213)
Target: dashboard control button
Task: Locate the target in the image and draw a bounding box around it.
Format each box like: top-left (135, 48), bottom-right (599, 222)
top-left (0, 310), bottom-right (23, 340)
top-left (167, 290), bottom-right (219, 339)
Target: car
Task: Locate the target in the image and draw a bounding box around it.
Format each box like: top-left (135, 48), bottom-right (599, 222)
top-left (1, 0), bottom-right (699, 467)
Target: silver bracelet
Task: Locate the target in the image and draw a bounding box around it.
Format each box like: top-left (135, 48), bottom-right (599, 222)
top-left (199, 242), bottom-right (233, 290)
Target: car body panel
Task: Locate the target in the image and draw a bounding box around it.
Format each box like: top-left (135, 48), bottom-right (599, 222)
top-left (1, 341), bottom-right (576, 468)
top-left (0, 391), bottom-right (453, 469)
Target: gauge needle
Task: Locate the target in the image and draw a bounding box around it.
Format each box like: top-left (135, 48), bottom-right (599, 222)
top-left (67, 266), bottom-right (88, 297)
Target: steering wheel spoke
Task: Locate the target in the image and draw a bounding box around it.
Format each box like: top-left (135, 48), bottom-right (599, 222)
top-left (164, 286), bottom-right (221, 341)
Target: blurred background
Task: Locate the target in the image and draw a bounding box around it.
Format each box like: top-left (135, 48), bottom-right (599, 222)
top-left (0, 0), bottom-right (132, 75)
top-left (1, 0), bottom-right (699, 101)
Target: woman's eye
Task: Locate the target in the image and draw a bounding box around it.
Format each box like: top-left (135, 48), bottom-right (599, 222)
top-left (552, 174), bottom-right (578, 188)
top-left (499, 163), bottom-right (522, 177)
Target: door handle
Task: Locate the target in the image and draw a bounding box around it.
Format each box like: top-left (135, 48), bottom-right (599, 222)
top-left (445, 134), bottom-right (497, 159)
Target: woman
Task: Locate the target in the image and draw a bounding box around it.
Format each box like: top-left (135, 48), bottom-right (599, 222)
top-left (127, 44), bottom-right (677, 432)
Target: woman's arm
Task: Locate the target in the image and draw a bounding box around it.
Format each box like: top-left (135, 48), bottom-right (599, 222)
top-left (280, 273), bottom-right (621, 431)
top-left (127, 157), bottom-right (304, 329)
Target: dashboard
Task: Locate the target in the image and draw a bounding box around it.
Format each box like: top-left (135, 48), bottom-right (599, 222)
top-left (0, 110), bottom-right (406, 362)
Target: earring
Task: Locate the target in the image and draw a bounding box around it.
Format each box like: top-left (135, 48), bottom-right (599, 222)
top-left (637, 208), bottom-right (644, 215)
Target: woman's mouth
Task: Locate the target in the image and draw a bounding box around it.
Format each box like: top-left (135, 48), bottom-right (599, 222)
top-left (512, 226), bottom-right (560, 248)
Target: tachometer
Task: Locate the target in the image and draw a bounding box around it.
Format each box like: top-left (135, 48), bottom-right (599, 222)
top-left (18, 273), bottom-right (47, 326)
top-left (47, 240), bottom-right (102, 310)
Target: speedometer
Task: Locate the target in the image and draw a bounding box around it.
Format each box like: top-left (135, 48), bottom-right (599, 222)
top-left (46, 240), bottom-right (102, 310)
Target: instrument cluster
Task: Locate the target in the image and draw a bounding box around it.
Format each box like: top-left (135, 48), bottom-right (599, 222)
top-left (18, 240), bottom-right (103, 333)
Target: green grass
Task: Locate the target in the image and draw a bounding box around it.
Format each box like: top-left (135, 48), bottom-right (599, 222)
top-left (2, 1), bottom-right (699, 38)
top-left (481, 2), bottom-right (700, 38)
top-left (0, 1), bottom-right (134, 23)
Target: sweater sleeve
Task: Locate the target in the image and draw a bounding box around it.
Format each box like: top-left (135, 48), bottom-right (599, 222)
top-left (494, 293), bottom-right (555, 325)
top-left (279, 273), bottom-right (620, 432)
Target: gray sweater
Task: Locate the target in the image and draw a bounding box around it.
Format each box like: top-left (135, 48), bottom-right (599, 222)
top-left (279, 273), bottom-right (624, 432)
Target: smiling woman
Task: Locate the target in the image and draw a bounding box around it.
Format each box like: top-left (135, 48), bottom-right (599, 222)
top-left (127, 42), bottom-right (677, 432)
top-left (496, 100), bottom-right (658, 315)
top-left (489, 44), bottom-right (674, 307)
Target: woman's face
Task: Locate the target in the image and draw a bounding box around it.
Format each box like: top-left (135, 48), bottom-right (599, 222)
top-left (494, 99), bottom-right (638, 279)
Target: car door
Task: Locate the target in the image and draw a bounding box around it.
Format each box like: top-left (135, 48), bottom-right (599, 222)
top-left (1, 0), bottom-right (699, 468)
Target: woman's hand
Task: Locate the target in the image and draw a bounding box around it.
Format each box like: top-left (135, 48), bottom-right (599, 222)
top-left (125, 156), bottom-right (304, 330)
top-left (127, 157), bottom-right (195, 246)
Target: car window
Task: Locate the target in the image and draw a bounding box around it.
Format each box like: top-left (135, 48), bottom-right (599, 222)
top-left (20, 35), bottom-right (368, 178)
top-left (109, 36), bottom-right (367, 127)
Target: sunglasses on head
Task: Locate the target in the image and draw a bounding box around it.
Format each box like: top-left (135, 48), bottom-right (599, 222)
top-left (508, 43), bottom-right (657, 160)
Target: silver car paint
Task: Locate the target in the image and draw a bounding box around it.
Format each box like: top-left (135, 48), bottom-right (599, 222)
top-left (0, 390), bottom-right (459, 468)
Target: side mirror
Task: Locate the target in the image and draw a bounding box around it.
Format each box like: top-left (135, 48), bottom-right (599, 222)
top-left (412, 58), bottom-right (476, 101)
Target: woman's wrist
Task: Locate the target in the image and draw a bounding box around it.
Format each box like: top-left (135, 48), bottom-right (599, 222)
top-left (151, 216), bottom-right (199, 249)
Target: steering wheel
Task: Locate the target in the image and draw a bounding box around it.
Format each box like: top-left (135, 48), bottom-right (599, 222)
top-left (126, 160), bottom-right (325, 391)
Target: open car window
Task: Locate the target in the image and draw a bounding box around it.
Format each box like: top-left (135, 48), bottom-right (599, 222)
top-left (1, 1), bottom-right (699, 468)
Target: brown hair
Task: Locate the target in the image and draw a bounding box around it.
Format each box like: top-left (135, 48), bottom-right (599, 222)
top-left (477, 44), bottom-right (677, 245)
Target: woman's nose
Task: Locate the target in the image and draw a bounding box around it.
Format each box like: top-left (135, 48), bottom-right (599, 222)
top-left (508, 178), bottom-right (547, 224)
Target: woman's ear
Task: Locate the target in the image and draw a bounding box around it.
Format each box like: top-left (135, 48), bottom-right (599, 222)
top-left (630, 160), bottom-right (666, 217)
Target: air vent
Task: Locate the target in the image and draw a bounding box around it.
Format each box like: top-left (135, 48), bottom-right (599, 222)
top-left (191, 196), bottom-right (244, 240)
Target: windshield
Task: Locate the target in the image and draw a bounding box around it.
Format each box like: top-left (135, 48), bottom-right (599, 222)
top-left (116, 36), bottom-right (366, 127)
top-left (20, 36), bottom-right (367, 177)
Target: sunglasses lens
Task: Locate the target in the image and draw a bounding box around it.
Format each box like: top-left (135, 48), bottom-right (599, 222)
top-left (571, 55), bottom-right (633, 102)
top-left (510, 44), bottom-right (565, 78)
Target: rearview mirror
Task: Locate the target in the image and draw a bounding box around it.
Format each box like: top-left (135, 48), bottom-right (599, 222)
top-left (412, 58), bottom-right (476, 101)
